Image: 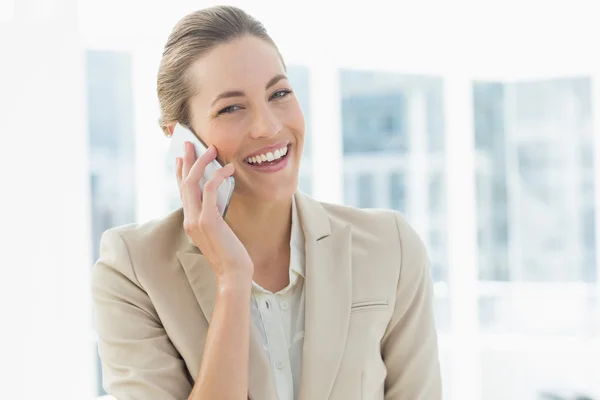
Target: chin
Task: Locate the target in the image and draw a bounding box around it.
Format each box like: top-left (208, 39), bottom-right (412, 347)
top-left (235, 178), bottom-right (298, 203)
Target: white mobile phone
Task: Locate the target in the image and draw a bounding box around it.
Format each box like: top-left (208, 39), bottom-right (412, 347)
top-left (167, 123), bottom-right (235, 217)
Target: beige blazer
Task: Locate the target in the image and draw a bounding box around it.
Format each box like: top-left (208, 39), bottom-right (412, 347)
top-left (92, 191), bottom-right (442, 400)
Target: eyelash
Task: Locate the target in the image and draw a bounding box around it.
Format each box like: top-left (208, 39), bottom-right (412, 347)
top-left (217, 89), bottom-right (293, 115)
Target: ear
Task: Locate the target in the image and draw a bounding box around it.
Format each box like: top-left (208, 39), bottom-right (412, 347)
top-left (166, 124), bottom-right (176, 136)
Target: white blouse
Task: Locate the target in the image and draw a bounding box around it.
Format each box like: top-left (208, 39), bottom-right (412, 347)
top-left (250, 197), bottom-right (305, 400)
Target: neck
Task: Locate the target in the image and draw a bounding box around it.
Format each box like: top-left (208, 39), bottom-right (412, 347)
top-left (224, 192), bottom-right (293, 267)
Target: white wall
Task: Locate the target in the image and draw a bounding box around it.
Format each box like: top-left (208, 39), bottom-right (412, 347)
top-left (0, 1), bottom-right (96, 399)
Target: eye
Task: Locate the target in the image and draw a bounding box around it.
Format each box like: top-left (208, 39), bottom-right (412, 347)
top-left (270, 89), bottom-right (292, 100)
top-left (217, 105), bottom-right (242, 115)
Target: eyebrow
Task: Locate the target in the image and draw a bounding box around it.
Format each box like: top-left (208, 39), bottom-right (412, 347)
top-left (211, 74), bottom-right (288, 107)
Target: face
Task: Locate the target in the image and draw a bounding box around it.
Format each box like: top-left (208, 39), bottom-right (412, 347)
top-left (184, 36), bottom-right (305, 203)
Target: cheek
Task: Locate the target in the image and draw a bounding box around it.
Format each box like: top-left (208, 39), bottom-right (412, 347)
top-left (294, 109), bottom-right (306, 137)
top-left (291, 101), bottom-right (306, 134)
top-left (279, 101), bottom-right (306, 137)
top-left (198, 123), bottom-right (244, 163)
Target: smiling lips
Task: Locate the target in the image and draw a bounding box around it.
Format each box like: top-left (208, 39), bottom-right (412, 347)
top-left (243, 143), bottom-right (292, 172)
top-left (244, 144), bottom-right (289, 165)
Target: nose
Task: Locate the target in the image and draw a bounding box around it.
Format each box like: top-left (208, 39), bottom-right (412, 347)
top-left (249, 104), bottom-right (282, 140)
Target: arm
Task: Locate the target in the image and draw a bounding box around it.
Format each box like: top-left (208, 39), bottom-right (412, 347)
top-left (93, 229), bottom-right (253, 400)
top-left (188, 277), bottom-right (252, 400)
top-left (175, 141), bottom-right (255, 399)
top-left (381, 212), bottom-right (442, 400)
top-left (92, 229), bottom-right (193, 400)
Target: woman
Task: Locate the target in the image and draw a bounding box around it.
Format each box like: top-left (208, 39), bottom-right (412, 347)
top-left (92, 5), bottom-right (441, 400)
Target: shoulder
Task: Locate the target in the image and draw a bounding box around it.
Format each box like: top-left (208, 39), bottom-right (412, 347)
top-left (320, 200), bottom-right (398, 231)
top-left (318, 199), bottom-right (429, 280)
top-left (92, 208), bottom-right (188, 287)
top-left (321, 200), bottom-right (423, 250)
top-left (100, 208), bottom-right (187, 258)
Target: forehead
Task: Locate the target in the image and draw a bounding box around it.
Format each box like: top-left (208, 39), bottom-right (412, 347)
top-left (188, 36), bottom-right (285, 100)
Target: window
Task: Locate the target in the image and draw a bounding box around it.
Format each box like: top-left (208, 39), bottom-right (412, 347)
top-left (474, 77), bottom-right (599, 398)
top-left (389, 172), bottom-right (406, 213)
top-left (341, 70), bottom-right (409, 154)
top-left (357, 173), bottom-right (374, 208)
top-left (429, 172), bottom-right (443, 214)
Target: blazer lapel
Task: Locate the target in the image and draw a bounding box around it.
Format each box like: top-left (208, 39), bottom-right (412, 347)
top-left (295, 192), bottom-right (353, 400)
top-left (177, 244), bottom-right (278, 400)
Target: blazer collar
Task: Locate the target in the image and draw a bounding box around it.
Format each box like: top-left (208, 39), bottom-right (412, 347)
top-left (294, 191), bottom-right (353, 400)
top-left (177, 191), bottom-right (352, 400)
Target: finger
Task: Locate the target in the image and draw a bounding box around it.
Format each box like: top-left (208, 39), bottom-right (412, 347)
top-left (177, 155), bottom-right (199, 223)
top-left (175, 157), bottom-right (183, 189)
top-left (180, 145), bottom-right (218, 213)
top-left (201, 163), bottom-right (235, 216)
top-left (180, 143), bottom-right (203, 220)
top-left (181, 141), bottom-right (196, 179)
top-left (187, 145), bottom-right (217, 184)
top-left (180, 178), bottom-right (203, 224)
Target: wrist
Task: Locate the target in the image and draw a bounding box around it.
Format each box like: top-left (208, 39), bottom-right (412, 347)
top-left (216, 270), bottom-right (253, 292)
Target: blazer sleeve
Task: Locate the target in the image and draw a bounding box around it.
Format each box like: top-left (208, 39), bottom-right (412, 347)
top-left (91, 229), bottom-right (193, 400)
top-left (381, 212), bottom-right (442, 400)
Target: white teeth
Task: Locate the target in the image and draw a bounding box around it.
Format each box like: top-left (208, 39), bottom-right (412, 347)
top-left (245, 145), bottom-right (290, 164)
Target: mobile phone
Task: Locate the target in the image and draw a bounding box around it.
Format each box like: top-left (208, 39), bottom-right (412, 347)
top-left (167, 123), bottom-right (235, 217)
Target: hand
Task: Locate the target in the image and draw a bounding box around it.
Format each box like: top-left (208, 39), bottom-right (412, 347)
top-left (176, 141), bottom-right (253, 286)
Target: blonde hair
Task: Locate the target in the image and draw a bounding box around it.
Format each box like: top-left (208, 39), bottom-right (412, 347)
top-left (157, 5), bottom-right (284, 136)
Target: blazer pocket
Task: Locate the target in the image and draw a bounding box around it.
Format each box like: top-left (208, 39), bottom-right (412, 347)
top-left (351, 299), bottom-right (389, 313)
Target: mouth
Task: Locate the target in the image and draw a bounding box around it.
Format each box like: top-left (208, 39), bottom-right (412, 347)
top-left (243, 143), bottom-right (292, 172)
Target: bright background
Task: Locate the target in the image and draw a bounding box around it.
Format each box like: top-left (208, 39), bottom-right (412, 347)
top-left (1, 0), bottom-right (600, 399)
